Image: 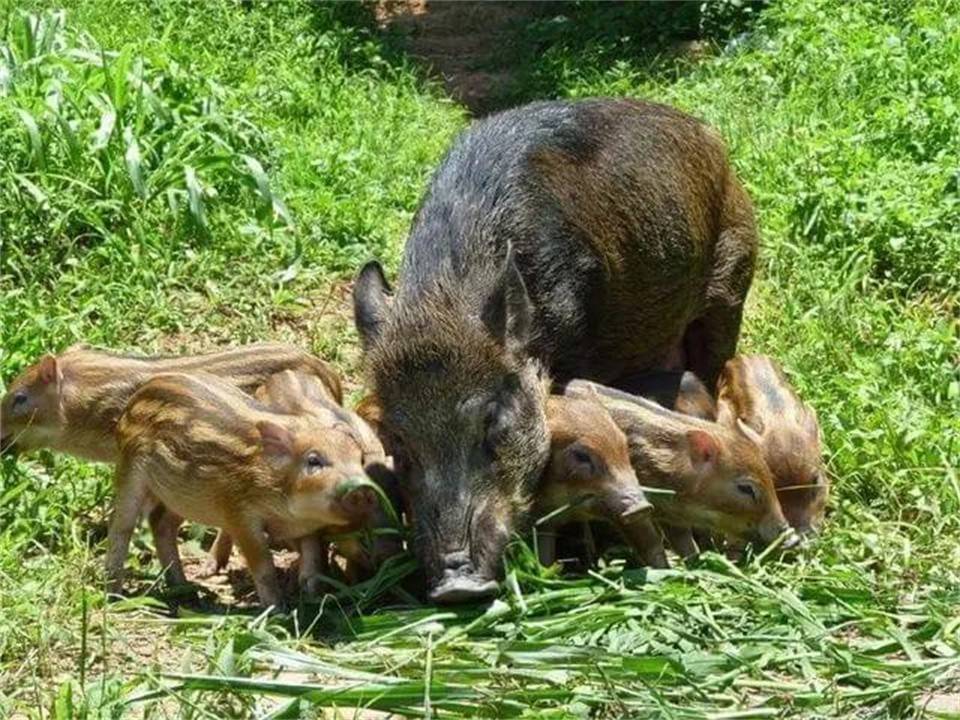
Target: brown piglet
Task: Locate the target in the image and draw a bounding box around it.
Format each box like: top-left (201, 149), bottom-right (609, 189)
top-left (716, 355), bottom-right (827, 535)
top-left (249, 370), bottom-right (402, 588)
top-left (0, 342), bottom-right (342, 462)
top-left (535, 395), bottom-right (666, 568)
top-left (564, 380), bottom-right (796, 554)
top-left (107, 372), bottom-right (376, 608)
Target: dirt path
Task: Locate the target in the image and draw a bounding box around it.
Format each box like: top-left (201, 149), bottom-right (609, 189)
top-left (375, 0), bottom-right (541, 115)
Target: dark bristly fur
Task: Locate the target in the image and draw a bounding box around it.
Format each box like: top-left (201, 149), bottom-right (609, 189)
top-left (354, 98), bottom-right (757, 601)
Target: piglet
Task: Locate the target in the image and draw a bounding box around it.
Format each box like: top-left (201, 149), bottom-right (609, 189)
top-left (564, 380), bottom-right (796, 555)
top-left (717, 355), bottom-right (827, 536)
top-left (107, 372), bottom-right (376, 608)
top-left (535, 395), bottom-right (666, 568)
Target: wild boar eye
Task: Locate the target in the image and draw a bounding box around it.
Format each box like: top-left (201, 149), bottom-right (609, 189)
top-left (483, 403), bottom-right (511, 453)
top-left (570, 447), bottom-right (596, 472)
top-left (736, 482), bottom-right (758, 501)
top-left (305, 452), bottom-right (329, 469)
top-left (12, 391), bottom-right (28, 408)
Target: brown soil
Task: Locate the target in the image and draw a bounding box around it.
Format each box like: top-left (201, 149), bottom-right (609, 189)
top-left (375, 0), bottom-right (542, 115)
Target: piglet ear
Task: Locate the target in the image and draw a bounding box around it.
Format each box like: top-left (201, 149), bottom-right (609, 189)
top-left (257, 421), bottom-right (294, 457)
top-left (37, 355), bottom-right (60, 385)
top-left (736, 416), bottom-right (764, 444)
top-left (687, 429), bottom-right (719, 470)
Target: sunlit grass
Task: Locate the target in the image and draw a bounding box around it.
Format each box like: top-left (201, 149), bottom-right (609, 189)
top-left (2, 0), bottom-right (959, 717)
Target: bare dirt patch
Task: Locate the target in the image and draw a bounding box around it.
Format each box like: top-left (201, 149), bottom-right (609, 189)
top-left (375, 0), bottom-right (540, 115)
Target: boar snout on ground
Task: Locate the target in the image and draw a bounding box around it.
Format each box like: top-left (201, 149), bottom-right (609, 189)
top-left (355, 256), bottom-right (550, 603)
top-left (354, 98), bottom-right (757, 602)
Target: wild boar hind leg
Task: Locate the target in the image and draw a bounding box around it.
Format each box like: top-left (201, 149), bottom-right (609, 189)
top-left (682, 305), bottom-right (745, 394)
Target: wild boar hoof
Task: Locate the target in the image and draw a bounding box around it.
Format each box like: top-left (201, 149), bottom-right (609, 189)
top-left (429, 575), bottom-right (499, 604)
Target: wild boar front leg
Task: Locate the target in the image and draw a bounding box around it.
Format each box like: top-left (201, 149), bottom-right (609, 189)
top-left (147, 503), bottom-right (187, 586)
top-left (227, 521), bottom-right (283, 609)
top-left (105, 457), bottom-right (150, 595)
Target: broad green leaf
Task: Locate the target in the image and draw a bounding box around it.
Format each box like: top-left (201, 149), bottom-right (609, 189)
top-left (184, 165), bottom-right (207, 229)
top-left (91, 107), bottom-right (116, 151)
top-left (15, 108), bottom-right (45, 169)
top-left (124, 126), bottom-right (146, 198)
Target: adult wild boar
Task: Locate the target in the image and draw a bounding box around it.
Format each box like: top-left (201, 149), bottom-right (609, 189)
top-left (353, 98), bottom-right (757, 603)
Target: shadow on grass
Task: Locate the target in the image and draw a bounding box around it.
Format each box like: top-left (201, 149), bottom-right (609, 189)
top-left (311, 1), bottom-right (767, 116)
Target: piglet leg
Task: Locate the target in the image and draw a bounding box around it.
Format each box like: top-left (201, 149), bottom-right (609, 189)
top-left (147, 503), bottom-right (187, 586)
top-left (105, 457), bottom-right (150, 595)
top-left (663, 524), bottom-right (699, 560)
top-left (228, 521), bottom-right (283, 609)
top-left (336, 537), bottom-right (372, 584)
top-left (297, 533), bottom-right (330, 596)
top-left (617, 515), bottom-right (669, 569)
top-left (536, 525), bottom-right (559, 567)
top-left (198, 530), bottom-right (234, 577)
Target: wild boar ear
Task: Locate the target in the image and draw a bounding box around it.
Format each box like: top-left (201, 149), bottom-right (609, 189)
top-left (482, 246), bottom-right (532, 352)
top-left (686, 429), bottom-right (719, 471)
top-left (353, 260), bottom-right (392, 349)
top-left (257, 420), bottom-right (294, 457)
top-left (37, 355), bottom-right (62, 386)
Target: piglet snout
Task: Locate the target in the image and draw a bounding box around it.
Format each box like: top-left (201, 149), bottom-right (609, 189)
top-left (339, 481), bottom-right (378, 517)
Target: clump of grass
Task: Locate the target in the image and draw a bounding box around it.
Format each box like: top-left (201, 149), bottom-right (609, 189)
top-left (0, 10), bottom-right (286, 266)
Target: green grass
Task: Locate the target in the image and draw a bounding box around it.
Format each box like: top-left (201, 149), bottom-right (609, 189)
top-left (2, 0), bottom-right (959, 717)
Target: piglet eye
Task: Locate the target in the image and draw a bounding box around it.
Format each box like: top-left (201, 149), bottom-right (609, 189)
top-left (737, 482), bottom-right (758, 501)
top-left (305, 452), bottom-right (328, 469)
top-left (12, 392), bottom-right (28, 408)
